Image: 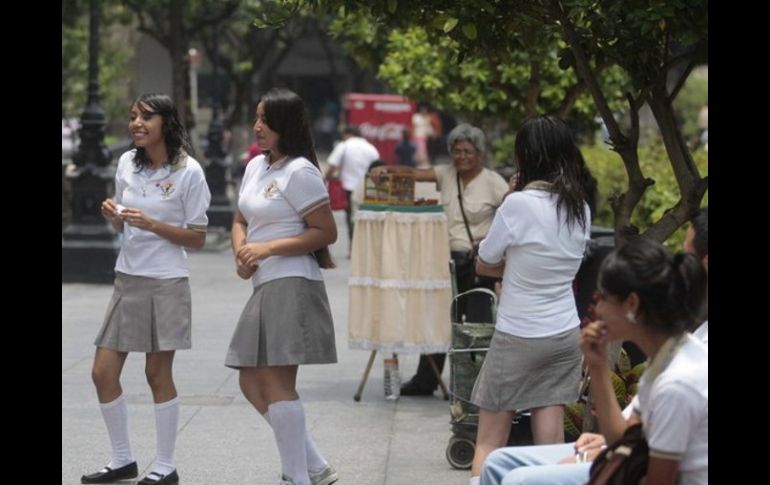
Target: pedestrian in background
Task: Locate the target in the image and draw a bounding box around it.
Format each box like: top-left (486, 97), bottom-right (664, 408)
top-left (82, 93), bottom-right (211, 485)
top-left (227, 87), bottom-right (339, 485)
top-left (324, 125), bottom-right (380, 248)
top-left (395, 128), bottom-right (417, 167)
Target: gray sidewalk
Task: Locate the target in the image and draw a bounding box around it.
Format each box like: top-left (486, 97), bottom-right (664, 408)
top-left (62, 211), bottom-right (469, 485)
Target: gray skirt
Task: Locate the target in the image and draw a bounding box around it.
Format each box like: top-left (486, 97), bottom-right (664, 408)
top-left (471, 326), bottom-right (582, 412)
top-left (94, 272), bottom-right (192, 353)
top-left (225, 277), bottom-right (337, 368)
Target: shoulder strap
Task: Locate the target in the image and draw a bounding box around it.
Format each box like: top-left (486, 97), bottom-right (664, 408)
top-left (456, 173), bottom-right (475, 247)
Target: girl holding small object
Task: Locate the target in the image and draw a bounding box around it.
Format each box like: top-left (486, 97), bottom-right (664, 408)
top-left (83, 93), bottom-right (211, 485)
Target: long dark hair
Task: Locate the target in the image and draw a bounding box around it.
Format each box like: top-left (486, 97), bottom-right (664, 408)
top-left (259, 88), bottom-right (319, 167)
top-left (258, 88), bottom-right (333, 268)
top-left (598, 238), bottom-right (707, 335)
top-left (130, 93), bottom-right (192, 169)
top-left (514, 115), bottom-right (588, 230)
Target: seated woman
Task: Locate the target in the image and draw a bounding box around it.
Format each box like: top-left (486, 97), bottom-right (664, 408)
top-left (481, 237), bottom-right (708, 485)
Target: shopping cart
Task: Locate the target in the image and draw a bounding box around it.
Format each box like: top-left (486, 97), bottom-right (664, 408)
top-left (445, 287), bottom-right (533, 470)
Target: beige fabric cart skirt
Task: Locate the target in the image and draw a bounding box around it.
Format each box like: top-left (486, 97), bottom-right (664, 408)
top-left (225, 277), bottom-right (337, 368)
top-left (94, 272), bottom-right (192, 353)
top-left (348, 209), bottom-right (452, 353)
top-left (471, 326), bottom-right (582, 412)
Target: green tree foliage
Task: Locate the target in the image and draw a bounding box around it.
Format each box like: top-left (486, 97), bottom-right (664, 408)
top-left (673, 72), bottom-right (708, 143)
top-left (122, 0), bottom-right (239, 128)
top-left (62, 0), bottom-right (134, 123)
top-left (270, 0), bottom-right (707, 245)
top-left (327, 5), bottom-right (629, 132)
top-left (197, 0), bottom-right (323, 128)
top-left (584, 143), bottom-right (708, 250)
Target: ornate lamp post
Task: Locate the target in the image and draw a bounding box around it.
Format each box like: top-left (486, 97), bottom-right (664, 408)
top-left (62, 0), bottom-right (120, 283)
top-left (187, 48), bottom-right (202, 157)
top-left (204, 31), bottom-right (233, 230)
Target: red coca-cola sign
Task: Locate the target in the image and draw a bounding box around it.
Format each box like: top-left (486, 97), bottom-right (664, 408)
top-left (344, 93), bottom-right (415, 165)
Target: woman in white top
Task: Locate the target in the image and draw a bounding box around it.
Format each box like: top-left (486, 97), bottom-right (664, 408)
top-left (369, 123), bottom-right (510, 396)
top-left (582, 238), bottom-right (708, 484)
top-left (83, 93), bottom-right (211, 485)
top-left (469, 115), bottom-right (592, 484)
top-left (226, 88), bottom-right (339, 485)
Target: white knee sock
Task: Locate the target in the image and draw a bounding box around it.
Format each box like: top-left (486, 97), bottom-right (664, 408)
top-left (304, 430), bottom-right (328, 473)
top-left (267, 400), bottom-right (310, 485)
top-left (99, 394), bottom-right (134, 469)
top-left (262, 410), bottom-right (328, 473)
top-left (152, 397), bottom-right (179, 476)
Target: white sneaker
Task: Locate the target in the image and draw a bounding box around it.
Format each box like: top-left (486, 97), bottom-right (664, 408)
top-left (310, 465), bottom-right (338, 485)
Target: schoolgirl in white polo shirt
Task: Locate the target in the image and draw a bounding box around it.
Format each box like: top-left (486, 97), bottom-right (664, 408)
top-left (582, 239), bottom-right (708, 484)
top-left (225, 88), bottom-right (339, 485)
top-left (82, 93), bottom-right (211, 485)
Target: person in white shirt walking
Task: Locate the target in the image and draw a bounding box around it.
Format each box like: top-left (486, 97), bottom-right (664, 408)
top-left (324, 125), bottom-right (380, 248)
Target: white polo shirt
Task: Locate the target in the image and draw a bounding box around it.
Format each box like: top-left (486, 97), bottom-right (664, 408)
top-left (626, 334), bottom-right (708, 485)
top-left (113, 150), bottom-right (211, 279)
top-left (239, 155), bottom-right (329, 287)
top-left (478, 189), bottom-right (590, 337)
top-left (692, 320), bottom-right (708, 344)
top-left (326, 136), bottom-right (380, 191)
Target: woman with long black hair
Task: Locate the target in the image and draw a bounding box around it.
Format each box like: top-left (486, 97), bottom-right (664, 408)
top-left (469, 115), bottom-right (592, 484)
top-left (226, 88), bottom-right (338, 485)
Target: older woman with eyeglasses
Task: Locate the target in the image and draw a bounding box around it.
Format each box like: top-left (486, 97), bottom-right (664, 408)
top-left (369, 123), bottom-right (510, 396)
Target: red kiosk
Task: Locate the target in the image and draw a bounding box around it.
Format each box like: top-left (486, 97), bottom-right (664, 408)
top-left (343, 93), bottom-right (415, 165)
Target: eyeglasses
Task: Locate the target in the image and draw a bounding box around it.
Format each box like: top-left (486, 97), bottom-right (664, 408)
top-left (450, 148), bottom-right (477, 157)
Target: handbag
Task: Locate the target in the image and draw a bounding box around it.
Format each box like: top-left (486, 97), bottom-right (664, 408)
top-left (327, 179), bottom-right (348, 211)
top-left (587, 423), bottom-right (649, 485)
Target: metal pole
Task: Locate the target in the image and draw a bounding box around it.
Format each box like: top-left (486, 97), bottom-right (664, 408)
top-left (188, 48), bottom-right (201, 156)
top-left (204, 30), bottom-right (233, 230)
top-left (62, 0), bottom-right (121, 283)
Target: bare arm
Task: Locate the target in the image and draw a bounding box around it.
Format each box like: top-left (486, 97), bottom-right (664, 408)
top-left (641, 457), bottom-right (680, 485)
top-left (232, 209), bottom-right (257, 279)
top-left (476, 258), bottom-right (505, 278)
top-left (580, 321), bottom-right (628, 443)
top-left (236, 203), bottom-right (337, 266)
top-left (324, 164), bottom-right (338, 180)
top-left (119, 207), bottom-right (205, 249)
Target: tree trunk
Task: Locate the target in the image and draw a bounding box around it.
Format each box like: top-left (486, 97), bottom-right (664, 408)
top-left (169, 0), bottom-right (188, 128)
top-left (643, 84), bottom-right (708, 242)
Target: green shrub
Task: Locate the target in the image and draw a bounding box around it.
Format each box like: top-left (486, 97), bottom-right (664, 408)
top-left (672, 72), bottom-right (708, 143)
top-left (583, 143), bottom-right (708, 249)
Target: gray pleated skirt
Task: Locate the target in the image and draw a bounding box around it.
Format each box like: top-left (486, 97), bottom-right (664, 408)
top-left (94, 272), bottom-right (192, 353)
top-left (225, 277), bottom-right (337, 368)
top-left (471, 326), bottom-right (582, 412)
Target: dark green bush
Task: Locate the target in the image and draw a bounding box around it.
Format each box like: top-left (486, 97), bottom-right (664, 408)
top-left (583, 143), bottom-right (708, 249)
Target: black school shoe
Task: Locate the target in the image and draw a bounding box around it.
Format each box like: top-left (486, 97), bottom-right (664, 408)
top-left (400, 379), bottom-right (435, 396)
top-left (81, 462), bottom-right (138, 483)
top-left (138, 470), bottom-right (179, 485)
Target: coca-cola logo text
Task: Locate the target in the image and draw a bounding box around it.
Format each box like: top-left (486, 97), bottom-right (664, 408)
top-left (359, 122), bottom-right (408, 141)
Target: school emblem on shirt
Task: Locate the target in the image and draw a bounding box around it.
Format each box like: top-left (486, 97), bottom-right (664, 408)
top-left (157, 181), bottom-right (175, 198)
top-left (263, 181), bottom-right (279, 199)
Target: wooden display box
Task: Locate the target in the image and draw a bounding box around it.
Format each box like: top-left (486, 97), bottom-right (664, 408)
top-left (364, 167), bottom-right (415, 205)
